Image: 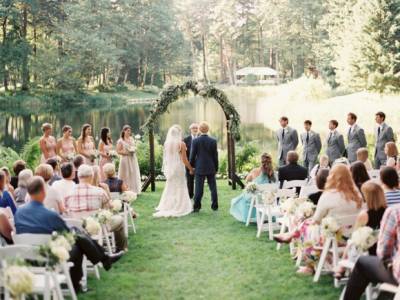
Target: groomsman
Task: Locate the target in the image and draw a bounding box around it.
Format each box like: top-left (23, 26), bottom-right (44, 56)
top-left (301, 120), bottom-right (322, 174)
top-left (326, 119), bottom-right (345, 164)
top-left (374, 111), bottom-right (395, 169)
top-left (346, 112), bottom-right (367, 163)
top-left (276, 116), bottom-right (298, 166)
top-left (184, 123), bottom-right (199, 198)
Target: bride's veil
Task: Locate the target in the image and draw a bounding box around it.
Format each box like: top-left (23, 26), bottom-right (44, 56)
top-left (162, 125), bottom-right (183, 179)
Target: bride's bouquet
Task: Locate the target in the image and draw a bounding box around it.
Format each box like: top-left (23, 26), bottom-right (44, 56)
top-left (350, 226), bottom-right (378, 252)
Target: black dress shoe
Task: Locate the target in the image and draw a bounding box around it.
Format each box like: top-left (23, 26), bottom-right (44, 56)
top-left (102, 251), bottom-right (124, 271)
top-left (192, 209), bottom-right (200, 213)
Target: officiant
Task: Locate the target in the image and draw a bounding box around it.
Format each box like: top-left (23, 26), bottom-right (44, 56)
top-left (183, 123), bottom-right (199, 199)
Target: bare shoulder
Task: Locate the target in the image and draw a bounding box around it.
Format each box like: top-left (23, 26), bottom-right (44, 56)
top-left (180, 141), bottom-right (187, 150)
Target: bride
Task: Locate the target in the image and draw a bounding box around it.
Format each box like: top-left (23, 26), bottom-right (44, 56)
top-left (153, 125), bottom-right (194, 217)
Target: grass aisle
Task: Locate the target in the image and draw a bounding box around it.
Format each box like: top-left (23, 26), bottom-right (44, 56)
top-left (81, 182), bottom-right (340, 300)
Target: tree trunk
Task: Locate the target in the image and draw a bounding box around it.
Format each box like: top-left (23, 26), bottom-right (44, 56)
top-left (258, 24), bottom-right (264, 65)
top-left (33, 23), bottom-right (37, 82)
top-left (219, 36), bottom-right (226, 83)
top-left (201, 34), bottom-right (208, 83)
top-left (21, 5), bottom-right (29, 91)
top-left (137, 58), bottom-right (142, 87)
top-left (2, 17), bottom-right (8, 91)
top-left (141, 57), bottom-right (148, 88)
top-left (150, 71), bottom-right (155, 86)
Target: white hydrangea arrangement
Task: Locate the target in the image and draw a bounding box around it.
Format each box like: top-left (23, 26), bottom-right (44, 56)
top-left (121, 191), bottom-right (137, 203)
top-left (65, 153), bottom-right (75, 162)
top-left (39, 232), bottom-right (75, 267)
top-left (280, 197), bottom-right (307, 215)
top-left (83, 216), bottom-right (101, 236)
top-left (96, 209), bottom-right (113, 225)
top-left (109, 150), bottom-right (118, 160)
top-left (111, 199), bottom-right (123, 213)
top-left (350, 226), bottom-right (378, 252)
top-left (245, 182), bottom-right (258, 194)
top-left (296, 201), bottom-right (316, 219)
top-left (321, 216), bottom-right (341, 238)
top-left (262, 190), bottom-right (276, 205)
top-left (3, 265), bottom-right (34, 298)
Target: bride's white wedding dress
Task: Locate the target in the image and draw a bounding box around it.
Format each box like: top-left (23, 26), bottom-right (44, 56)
top-left (153, 126), bottom-right (193, 218)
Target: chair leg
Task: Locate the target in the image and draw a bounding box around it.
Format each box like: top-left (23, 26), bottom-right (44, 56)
top-left (81, 256), bottom-right (88, 291)
top-left (62, 263), bottom-right (78, 300)
top-left (246, 197), bottom-right (255, 226)
top-left (94, 264), bottom-right (101, 280)
top-left (276, 217), bottom-right (287, 251)
top-left (365, 284), bottom-right (373, 300)
top-left (313, 238), bottom-right (332, 282)
top-left (267, 206), bottom-right (273, 240)
top-left (50, 272), bottom-right (64, 300)
top-left (257, 211), bottom-right (265, 238)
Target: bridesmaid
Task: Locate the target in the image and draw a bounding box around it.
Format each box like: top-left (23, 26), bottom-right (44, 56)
top-left (116, 125), bottom-right (141, 194)
top-left (77, 124), bottom-right (96, 166)
top-left (99, 127), bottom-right (113, 181)
top-left (56, 125), bottom-right (77, 162)
top-left (39, 123), bottom-right (57, 163)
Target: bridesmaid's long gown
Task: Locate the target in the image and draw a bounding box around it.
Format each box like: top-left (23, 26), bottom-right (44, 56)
top-left (117, 138), bottom-right (141, 194)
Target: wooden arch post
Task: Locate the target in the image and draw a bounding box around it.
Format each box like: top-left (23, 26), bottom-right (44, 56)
top-left (141, 81), bottom-right (244, 193)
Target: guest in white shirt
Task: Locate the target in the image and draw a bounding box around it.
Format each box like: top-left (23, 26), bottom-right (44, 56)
top-left (34, 164), bottom-right (65, 214)
top-left (52, 162), bottom-right (76, 204)
top-left (356, 148), bottom-right (373, 171)
top-left (309, 154), bottom-right (330, 179)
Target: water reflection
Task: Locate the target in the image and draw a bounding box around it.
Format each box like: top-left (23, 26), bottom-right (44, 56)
top-left (0, 95), bottom-right (277, 153)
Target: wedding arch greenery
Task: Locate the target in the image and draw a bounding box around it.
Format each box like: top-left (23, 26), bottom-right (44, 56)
top-left (140, 80), bottom-right (243, 192)
top-left (141, 80), bottom-right (241, 141)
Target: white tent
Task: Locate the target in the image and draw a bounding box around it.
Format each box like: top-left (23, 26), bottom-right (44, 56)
top-left (235, 67), bottom-right (278, 77)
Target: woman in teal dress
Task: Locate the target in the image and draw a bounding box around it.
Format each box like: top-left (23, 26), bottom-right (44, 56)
top-left (230, 153), bottom-right (276, 223)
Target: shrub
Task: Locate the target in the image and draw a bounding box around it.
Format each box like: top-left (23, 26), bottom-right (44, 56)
top-left (0, 147), bottom-right (22, 173)
top-left (20, 137), bottom-right (41, 170)
top-left (136, 136), bottom-right (163, 177)
top-left (236, 142), bottom-right (259, 173)
top-left (218, 150), bottom-right (228, 175)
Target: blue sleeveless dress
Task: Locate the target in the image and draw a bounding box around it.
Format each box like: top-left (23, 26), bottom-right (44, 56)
top-left (230, 173), bottom-right (271, 223)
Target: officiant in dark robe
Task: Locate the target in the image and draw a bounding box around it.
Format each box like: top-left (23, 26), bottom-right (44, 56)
top-left (183, 123), bottom-right (199, 199)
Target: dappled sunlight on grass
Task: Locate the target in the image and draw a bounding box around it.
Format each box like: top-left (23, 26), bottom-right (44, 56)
top-left (80, 182), bottom-right (340, 300)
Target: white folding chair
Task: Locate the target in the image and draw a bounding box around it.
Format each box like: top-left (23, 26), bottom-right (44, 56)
top-left (313, 214), bottom-right (358, 283)
top-left (255, 197), bottom-right (282, 240)
top-left (275, 188), bottom-right (297, 251)
top-left (282, 179), bottom-right (308, 190)
top-left (63, 218), bottom-right (101, 286)
top-left (245, 183), bottom-right (278, 226)
top-left (368, 169), bottom-right (380, 179)
top-left (121, 202), bottom-right (136, 236)
top-left (101, 224), bottom-right (116, 254)
top-left (12, 233), bottom-right (77, 300)
top-left (299, 185), bottom-right (319, 198)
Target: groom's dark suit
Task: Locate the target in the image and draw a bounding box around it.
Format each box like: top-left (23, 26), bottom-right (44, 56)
top-left (183, 135), bottom-right (195, 198)
top-left (190, 134), bottom-right (219, 211)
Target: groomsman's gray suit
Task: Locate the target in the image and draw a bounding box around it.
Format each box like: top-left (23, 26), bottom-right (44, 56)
top-left (346, 124), bottom-right (367, 163)
top-left (326, 130), bottom-right (345, 164)
top-left (276, 126), bottom-right (299, 166)
top-left (301, 130), bottom-right (322, 173)
top-left (375, 123), bottom-right (395, 168)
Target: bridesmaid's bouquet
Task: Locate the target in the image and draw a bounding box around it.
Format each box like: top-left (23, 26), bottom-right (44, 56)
top-left (90, 150), bottom-right (100, 162)
top-left (109, 150), bottom-right (118, 160)
top-left (65, 153), bottom-right (75, 162)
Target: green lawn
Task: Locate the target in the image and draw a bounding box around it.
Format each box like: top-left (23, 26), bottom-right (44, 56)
top-left (80, 182), bottom-right (341, 300)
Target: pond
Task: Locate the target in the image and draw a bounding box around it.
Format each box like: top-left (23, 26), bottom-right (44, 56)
top-left (0, 91), bottom-right (277, 156)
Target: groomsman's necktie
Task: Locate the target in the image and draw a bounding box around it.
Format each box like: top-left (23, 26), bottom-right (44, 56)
top-left (348, 127), bottom-right (352, 139)
top-left (378, 126), bottom-right (381, 137)
top-left (306, 132), bottom-right (309, 144)
top-left (328, 132), bottom-right (332, 143)
top-left (282, 129), bottom-right (285, 140)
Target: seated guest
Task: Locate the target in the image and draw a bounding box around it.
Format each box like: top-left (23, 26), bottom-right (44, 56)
top-left (103, 163), bottom-right (128, 193)
top-left (65, 165), bottom-right (127, 251)
top-left (14, 169), bottom-right (33, 206)
top-left (385, 141), bottom-right (398, 168)
top-left (278, 151), bottom-right (308, 190)
top-left (1, 166), bottom-right (15, 196)
top-left (11, 160), bottom-right (26, 189)
top-left (0, 170), bottom-right (17, 215)
top-left (332, 157), bottom-right (350, 167)
top-left (356, 148), bottom-right (373, 171)
top-left (308, 168), bottom-right (329, 205)
top-left (34, 164), bottom-right (65, 214)
top-left (0, 208), bottom-right (13, 244)
top-left (92, 165), bottom-right (111, 198)
top-left (274, 165), bottom-right (363, 275)
top-left (380, 166), bottom-right (400, 206)
top-left (46, 158), bottom-right (62, 185)
top-left (350, 161), bottom-right (370, 191)
top-left (14, 176), bottom-right (123, 293)
top-left (343, 203), bottom-right (400, 300)
top-left (309, 154), bottom-right (330, 179)
top-left (230, 153), bottom-right (276, 223)
top-left (52, 162), bottom-right (76, 203)
top-left (73, 155), bottom-right (84, 184)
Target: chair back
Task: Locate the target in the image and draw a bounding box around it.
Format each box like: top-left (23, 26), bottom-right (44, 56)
top-left (110, 192), bottom-right (120, 200)
top-left (335, 214), bottom-right (359, 237)
top-left (368, 169), bottom-right (380, 179)
top-left (0, 244), bottom-right (45, 262)
top-left (257, 183), bottom-right (279, 192)
top-left (283, 179), bottom-right (307, 189)
top-left (64, 218), bottom-right (84, 230)
top-left (299, 185), bottom-right (319, 198)
top-left (276, 188), bottom-right (296, 198)
top-left (12, 233), bottom-right (51, 246)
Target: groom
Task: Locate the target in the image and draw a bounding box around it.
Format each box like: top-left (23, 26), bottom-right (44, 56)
top-left (190, 122), bottom-right (219, 212)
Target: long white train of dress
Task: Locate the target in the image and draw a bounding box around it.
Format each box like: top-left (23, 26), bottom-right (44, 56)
top-left (153, 160), bottom-right (193, 218)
